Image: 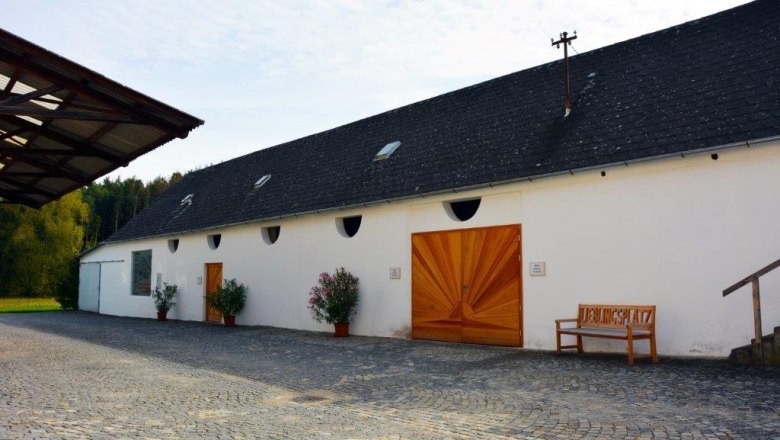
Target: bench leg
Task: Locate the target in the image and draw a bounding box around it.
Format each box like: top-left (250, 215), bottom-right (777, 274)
top-left (650, 334), bottom-right (658, 363)
top-left (627, 333), bottom-right (635, 366)
top-left (576, 335), bottom-right (583, 353)
top-left (556, 331), bottom-right (561, 354)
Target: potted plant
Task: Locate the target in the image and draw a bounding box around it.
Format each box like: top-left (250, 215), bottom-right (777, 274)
top-left (308, 268), bottom-right (359, 337)
top-left (207, 278), bottom-right (247, 327)
top-left (152, 283), bottom-right (177, 321)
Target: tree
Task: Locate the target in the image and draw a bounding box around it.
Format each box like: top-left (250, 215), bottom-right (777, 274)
top-left (0, 171), bottom-right (185, 298)
top-left (0, 190), bottom-right (89, 297)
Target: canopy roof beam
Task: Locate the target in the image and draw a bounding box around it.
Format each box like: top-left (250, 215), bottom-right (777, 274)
top-left (0, 106), bottom-right (142, 123)
top-left (0, 174), bottom-right (59, 199)
top-left (0, 84), bottom-right (63, 106)
top-left (0, 169), bottom-right (70, 178)
top-left (0, 148), bottom-right (91, 182)
top-left (0, 48), bottom-right (191, 138)
top-left (0, 114), bottom-right (128, 163)
top-left (0, 187), bottom-right (41, 207)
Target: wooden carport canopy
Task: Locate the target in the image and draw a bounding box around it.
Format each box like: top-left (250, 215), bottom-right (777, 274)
top-left (0, 28), bottom-right (204, 208)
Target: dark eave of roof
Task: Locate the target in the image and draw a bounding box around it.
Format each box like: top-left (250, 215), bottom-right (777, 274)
top-left (0, 28), bottom-right (204, 208)
top-left (105, 0), bottom-right (779, 244)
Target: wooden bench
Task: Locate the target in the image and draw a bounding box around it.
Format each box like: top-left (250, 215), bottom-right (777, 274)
top-left (556, 304), bottom-right (657, 365)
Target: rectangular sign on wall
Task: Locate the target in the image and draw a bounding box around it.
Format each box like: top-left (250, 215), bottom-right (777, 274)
top-left (389, 267), bottom-right (401, 279)
top-left (529, 262), bottom-right (546, 276)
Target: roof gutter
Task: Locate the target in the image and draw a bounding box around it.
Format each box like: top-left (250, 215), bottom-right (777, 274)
top-left (89, 134), bottom-right (780, 249)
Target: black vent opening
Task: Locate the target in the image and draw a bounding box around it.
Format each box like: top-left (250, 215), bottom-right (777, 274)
top-left (448, 198), bottom-right (481, 221)
top-left (340, 216), bottom-right (362, 238)
top-left (262, 226), bottom-right (281, 245)
top-left (208, 234), bottom-right (221, 250)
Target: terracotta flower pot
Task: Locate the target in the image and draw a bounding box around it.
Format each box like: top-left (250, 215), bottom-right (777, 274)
top-left (334, 322), bottom-right (349, 337)
top-left (157, 311), bottom-right (168, 321)
top-left (224, 316), bottom-right (236, 327)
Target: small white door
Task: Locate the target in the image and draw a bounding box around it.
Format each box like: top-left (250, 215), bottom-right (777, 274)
top-left (78, 263), bottom-right (100, 312)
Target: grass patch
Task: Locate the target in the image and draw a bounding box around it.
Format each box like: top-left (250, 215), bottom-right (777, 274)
top-left (0, 297), bottom-right (62, 313)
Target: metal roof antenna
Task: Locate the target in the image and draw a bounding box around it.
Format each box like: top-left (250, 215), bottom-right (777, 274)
top-left (551, 30), bottom-right (577, 118)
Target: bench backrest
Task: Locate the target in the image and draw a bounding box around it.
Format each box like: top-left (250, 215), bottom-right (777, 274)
top-left (577, 304), bottom-right (655, 329)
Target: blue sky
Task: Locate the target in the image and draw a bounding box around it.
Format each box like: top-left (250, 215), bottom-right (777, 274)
top-left (2, 0), bottom-right (747, 182)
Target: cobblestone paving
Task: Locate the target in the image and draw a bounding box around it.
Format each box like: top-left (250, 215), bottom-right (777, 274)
top-left (1, 313), bottom-right (778, 439)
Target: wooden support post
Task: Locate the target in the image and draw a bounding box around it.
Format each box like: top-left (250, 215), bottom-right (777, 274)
top-left (752, 278), bottom-right (763, 364)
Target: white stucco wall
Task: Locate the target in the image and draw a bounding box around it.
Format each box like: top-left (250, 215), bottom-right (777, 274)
top-left (81, 141), bottom-right (780, 357)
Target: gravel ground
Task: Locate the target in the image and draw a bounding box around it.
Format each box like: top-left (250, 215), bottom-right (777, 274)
top-left (1, 312), bottom-right (778, 439)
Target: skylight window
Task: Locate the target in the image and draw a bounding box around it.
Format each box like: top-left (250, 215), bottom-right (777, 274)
top-left (254, 174), bottom-right (271, 189)
top-left (374, 141), bottom-right (402, 161)
top-left (180, 194), bottom-right (193, 206)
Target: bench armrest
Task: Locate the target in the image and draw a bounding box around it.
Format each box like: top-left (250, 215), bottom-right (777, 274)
top-left (555, 318), bottom-right (577, 329)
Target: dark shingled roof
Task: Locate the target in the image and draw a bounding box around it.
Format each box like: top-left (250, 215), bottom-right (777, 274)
top-left (106, 0), bottom-right (779, 243)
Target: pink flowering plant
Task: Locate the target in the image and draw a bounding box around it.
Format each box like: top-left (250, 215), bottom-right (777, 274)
top-left (308, 268), bottom-right (360, 324)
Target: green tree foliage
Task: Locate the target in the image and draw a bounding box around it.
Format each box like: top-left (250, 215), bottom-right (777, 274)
top-left (0, 172), bottom-right (183, 299)
top-left (55, 258), bottom-right (80, 310)
top-left (0, 191), bottom-right (89, 297)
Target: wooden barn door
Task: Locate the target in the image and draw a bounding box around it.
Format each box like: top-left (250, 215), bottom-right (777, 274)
top-left (205, 263), bottom-right (223, 323)
top-left (412, 225), bottom-right (522, 347)
top-left (411, 230), bottom-right (464, 342)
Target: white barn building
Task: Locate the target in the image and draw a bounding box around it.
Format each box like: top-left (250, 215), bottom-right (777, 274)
top-left (80, 1), bottom-right (780, 358)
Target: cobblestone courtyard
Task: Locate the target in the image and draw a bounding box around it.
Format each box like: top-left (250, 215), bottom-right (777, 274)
top-left (1, 313), bottom-right (778, 439)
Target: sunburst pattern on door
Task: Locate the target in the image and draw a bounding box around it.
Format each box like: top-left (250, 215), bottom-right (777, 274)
top-left (412, 225), bottom-right (522, 346)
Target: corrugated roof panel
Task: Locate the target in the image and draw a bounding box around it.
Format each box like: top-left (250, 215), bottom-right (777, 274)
top-left (101, 124), bottom-right (166, 153)
top-left (26, 136), bottom-right (71, 151)
top-left (65, 156), bottom-right (114, 174)
top-left (10, 80), bottom-right (35, 95)
top-left (69, 96), bottom-right (115, 113)
top-left (4, 162), bottom-right (43, 173)
top-left (50, 119), bottom-right (106, 140)
top-left (38, 177), bottom-right (78, 192)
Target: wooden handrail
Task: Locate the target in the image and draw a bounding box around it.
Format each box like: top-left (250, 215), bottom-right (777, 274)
top-left (721, 257), bottom-right (780, 365)
top-left (723, 258), bottom-right (780, 296)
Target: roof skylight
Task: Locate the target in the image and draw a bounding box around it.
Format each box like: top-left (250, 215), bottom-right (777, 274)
top-left (180, 194), bottom-right (193, 206)
top-left (254, 174), bottom-right (271, 189)
top-left (374, 141), bottom-right (402, 161)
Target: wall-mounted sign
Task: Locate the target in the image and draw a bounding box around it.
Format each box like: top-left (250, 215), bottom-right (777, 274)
top-left (530, 262), bottom-right (546, 276)
top-left (197, 276), bottom-right (203, 285)
top-left (389, 267), bottom-right (402, 279)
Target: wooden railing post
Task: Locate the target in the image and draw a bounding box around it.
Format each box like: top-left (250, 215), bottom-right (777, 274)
top-left (751, 278), bottom-right (763, 364)
top-left (722, 258), bottom-right (779, 365)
